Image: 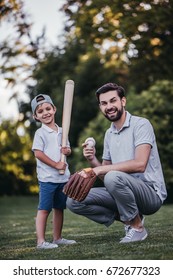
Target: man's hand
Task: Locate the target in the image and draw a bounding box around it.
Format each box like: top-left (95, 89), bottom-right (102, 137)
top-left (82, 142), bottom-right (96, 161)
top-left (78, 169), bottom-right (91, 178)
top-left (63, 168), bottom-right (97, 201)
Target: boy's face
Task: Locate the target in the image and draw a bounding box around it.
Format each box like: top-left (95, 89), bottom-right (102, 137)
top-left (34, 102), bottom-right (56, 124)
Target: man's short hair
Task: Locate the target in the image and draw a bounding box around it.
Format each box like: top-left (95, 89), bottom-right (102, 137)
top-left (95, 83), bottom-right (125, 102)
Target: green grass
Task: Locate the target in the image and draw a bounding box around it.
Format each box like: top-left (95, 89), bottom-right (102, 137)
top-left (0, 196), bottom-right (173, 260)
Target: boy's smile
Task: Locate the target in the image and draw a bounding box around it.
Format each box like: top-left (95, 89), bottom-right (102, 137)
top-left (34, 102), bottom-right (56, 125)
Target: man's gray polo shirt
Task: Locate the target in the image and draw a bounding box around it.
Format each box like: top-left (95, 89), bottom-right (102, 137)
top-left (102, 111), bottom-right (167, 202)
top-left (32, 124), bottom-right (70, 183)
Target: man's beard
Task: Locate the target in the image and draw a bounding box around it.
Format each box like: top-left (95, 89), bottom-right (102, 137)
top-left (104, 106), bottom-right (124, 122)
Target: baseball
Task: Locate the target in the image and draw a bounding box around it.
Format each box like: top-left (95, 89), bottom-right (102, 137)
top-left (85, 137), bottom-right (96, 148)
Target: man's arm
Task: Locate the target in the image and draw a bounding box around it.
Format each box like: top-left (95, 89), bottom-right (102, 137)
top-left (82, 142), bottom-right (111, 180)
top-left (93, 144), bottom-right (151, 176)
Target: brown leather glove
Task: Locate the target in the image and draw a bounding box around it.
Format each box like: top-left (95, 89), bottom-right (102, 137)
top-left (63, 168), bottom-right (97, 201)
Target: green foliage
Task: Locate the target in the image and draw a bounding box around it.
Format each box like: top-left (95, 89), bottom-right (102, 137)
top-left (62, 0), bottom-right (173, 92)
top-left (24, 49), bottom-right (111, 147)
top-left (0, 0), bottom-right (46, 102)
top-left (126, 80), bottom-right (173, 194)
top-left (1, 0), bottom-right (173, 198)
top-left (72, 113), bottom-right (109, 171)
top-left (0, 121), bottom-right (37, 195)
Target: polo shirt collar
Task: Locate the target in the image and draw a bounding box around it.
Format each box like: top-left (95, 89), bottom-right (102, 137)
top-left (110, 111), bottom-right (131, 133)
top-left (42, 123), bottom-right (62, 134)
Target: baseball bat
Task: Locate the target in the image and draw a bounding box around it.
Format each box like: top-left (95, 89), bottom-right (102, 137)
top-left (59, 80), bottom-right (74, 175)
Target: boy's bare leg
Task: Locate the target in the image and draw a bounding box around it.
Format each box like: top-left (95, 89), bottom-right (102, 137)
top-left (52, 208), bottom-right (63, 241)
top-left (36, 210), bottom-right (49, 244)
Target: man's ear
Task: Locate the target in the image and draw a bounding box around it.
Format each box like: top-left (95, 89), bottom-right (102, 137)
top-left (122, 96), bottom-right (126, 107)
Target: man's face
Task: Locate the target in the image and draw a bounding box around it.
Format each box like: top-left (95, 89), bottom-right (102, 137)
top-left (99, 90), bottom-right (126, 122)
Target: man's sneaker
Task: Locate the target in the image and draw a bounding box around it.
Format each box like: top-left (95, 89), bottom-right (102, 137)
top-left (53, 238), bottom-right (76, 245)
top-left (124, 215), bottom-right (145, 235)
top-left (120, 227), bottom-right (148, 243)
top-left (37, 241), bottom-right (58, 249)
top-left (124, 224), bottom-right (130, 235)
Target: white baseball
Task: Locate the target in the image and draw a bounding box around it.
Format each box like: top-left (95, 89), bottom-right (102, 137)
top-left (85, 137), bottom-right (96, 148)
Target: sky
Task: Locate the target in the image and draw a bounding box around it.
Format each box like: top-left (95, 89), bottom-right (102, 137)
top-left (24, 0), bottom-right (65, 46)
top-left (0, 0), bottom-right (65, 121)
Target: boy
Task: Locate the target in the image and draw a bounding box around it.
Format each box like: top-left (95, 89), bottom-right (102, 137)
top-left (31, 94), bottom-right (76, 249)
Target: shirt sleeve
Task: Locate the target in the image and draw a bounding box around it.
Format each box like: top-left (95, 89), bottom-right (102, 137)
top-left (134, 118), bottom-right (155, 148)
top-left (102, 129), bottom-right (111, 160)
top-left (32, 130), bottom-right (44, 152)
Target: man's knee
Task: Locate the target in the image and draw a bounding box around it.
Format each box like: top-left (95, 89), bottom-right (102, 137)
top-left (104, 170), bottom-right (124, 185)
top-left (104, 170), bottom-right (125, 192)
top-left (66, 197), bottom-right (82, 214)
top-left (66, 197), bottom-right (75, 211)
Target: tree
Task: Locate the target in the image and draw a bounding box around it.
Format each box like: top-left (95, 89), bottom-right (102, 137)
top-left (22, 42), bottom-right (114, 147)
top-left (126, 80), bottom-right (173, 196)
top-left (0, 0), bottom-right (46, 103)
top-left (1, 0), bottom-right (173, 199)
top-left (0, 120), bottom-right (37, 195)
top-left (62, 0), bottom-right (173, 92)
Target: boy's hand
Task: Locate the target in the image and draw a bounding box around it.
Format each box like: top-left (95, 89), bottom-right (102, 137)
top-left (61, 147), bottom-right (71, 156)
top-left (54, 161), bottom-right (67, 170)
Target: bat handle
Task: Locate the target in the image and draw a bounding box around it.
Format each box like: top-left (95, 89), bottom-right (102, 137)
top-left (59, 153), bottom-right (66, 175)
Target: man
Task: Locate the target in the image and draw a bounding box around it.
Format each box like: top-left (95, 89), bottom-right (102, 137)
top-left (67, 83), bottom-right (167, 243)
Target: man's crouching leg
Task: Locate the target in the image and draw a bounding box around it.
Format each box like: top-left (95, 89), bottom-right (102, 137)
top-left (66, 187), bottom-right (118, 227)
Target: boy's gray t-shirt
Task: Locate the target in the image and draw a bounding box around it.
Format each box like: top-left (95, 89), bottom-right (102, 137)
top-left (32, 124), bottom-right (70, 183)
top-left (102, 111), bottom-right (167, 202)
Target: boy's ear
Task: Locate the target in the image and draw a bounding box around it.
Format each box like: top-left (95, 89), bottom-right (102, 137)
top-left (33, 114), bottom-right (40, 122)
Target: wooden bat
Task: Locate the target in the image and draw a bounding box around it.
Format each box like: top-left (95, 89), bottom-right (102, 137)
top-left (59, 80), bottom-right (74, 174)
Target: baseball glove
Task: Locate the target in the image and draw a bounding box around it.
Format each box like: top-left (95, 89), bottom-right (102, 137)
top-left (63, 168), bottom-right (97, 201)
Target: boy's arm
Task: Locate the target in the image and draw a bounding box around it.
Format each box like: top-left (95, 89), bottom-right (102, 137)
top-left (33, 149), bottom-right (66, 170)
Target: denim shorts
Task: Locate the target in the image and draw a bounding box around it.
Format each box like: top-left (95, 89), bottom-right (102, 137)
top-left (38, 181), bottom-right (67, 211)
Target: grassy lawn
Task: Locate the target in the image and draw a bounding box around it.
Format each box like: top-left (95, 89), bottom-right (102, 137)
top-left (0, 196), bottom-right (173, 260)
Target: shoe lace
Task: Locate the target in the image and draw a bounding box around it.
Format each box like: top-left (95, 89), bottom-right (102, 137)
top-left (124, 224), bottom-right (130, 234)
top-left (125, 227), bottom-right (136, 239)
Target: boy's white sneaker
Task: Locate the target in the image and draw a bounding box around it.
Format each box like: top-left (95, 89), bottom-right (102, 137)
top-left (53, 238), bottom-right (76, 245)
top-left (37, 241), bottom-right (58, 249)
